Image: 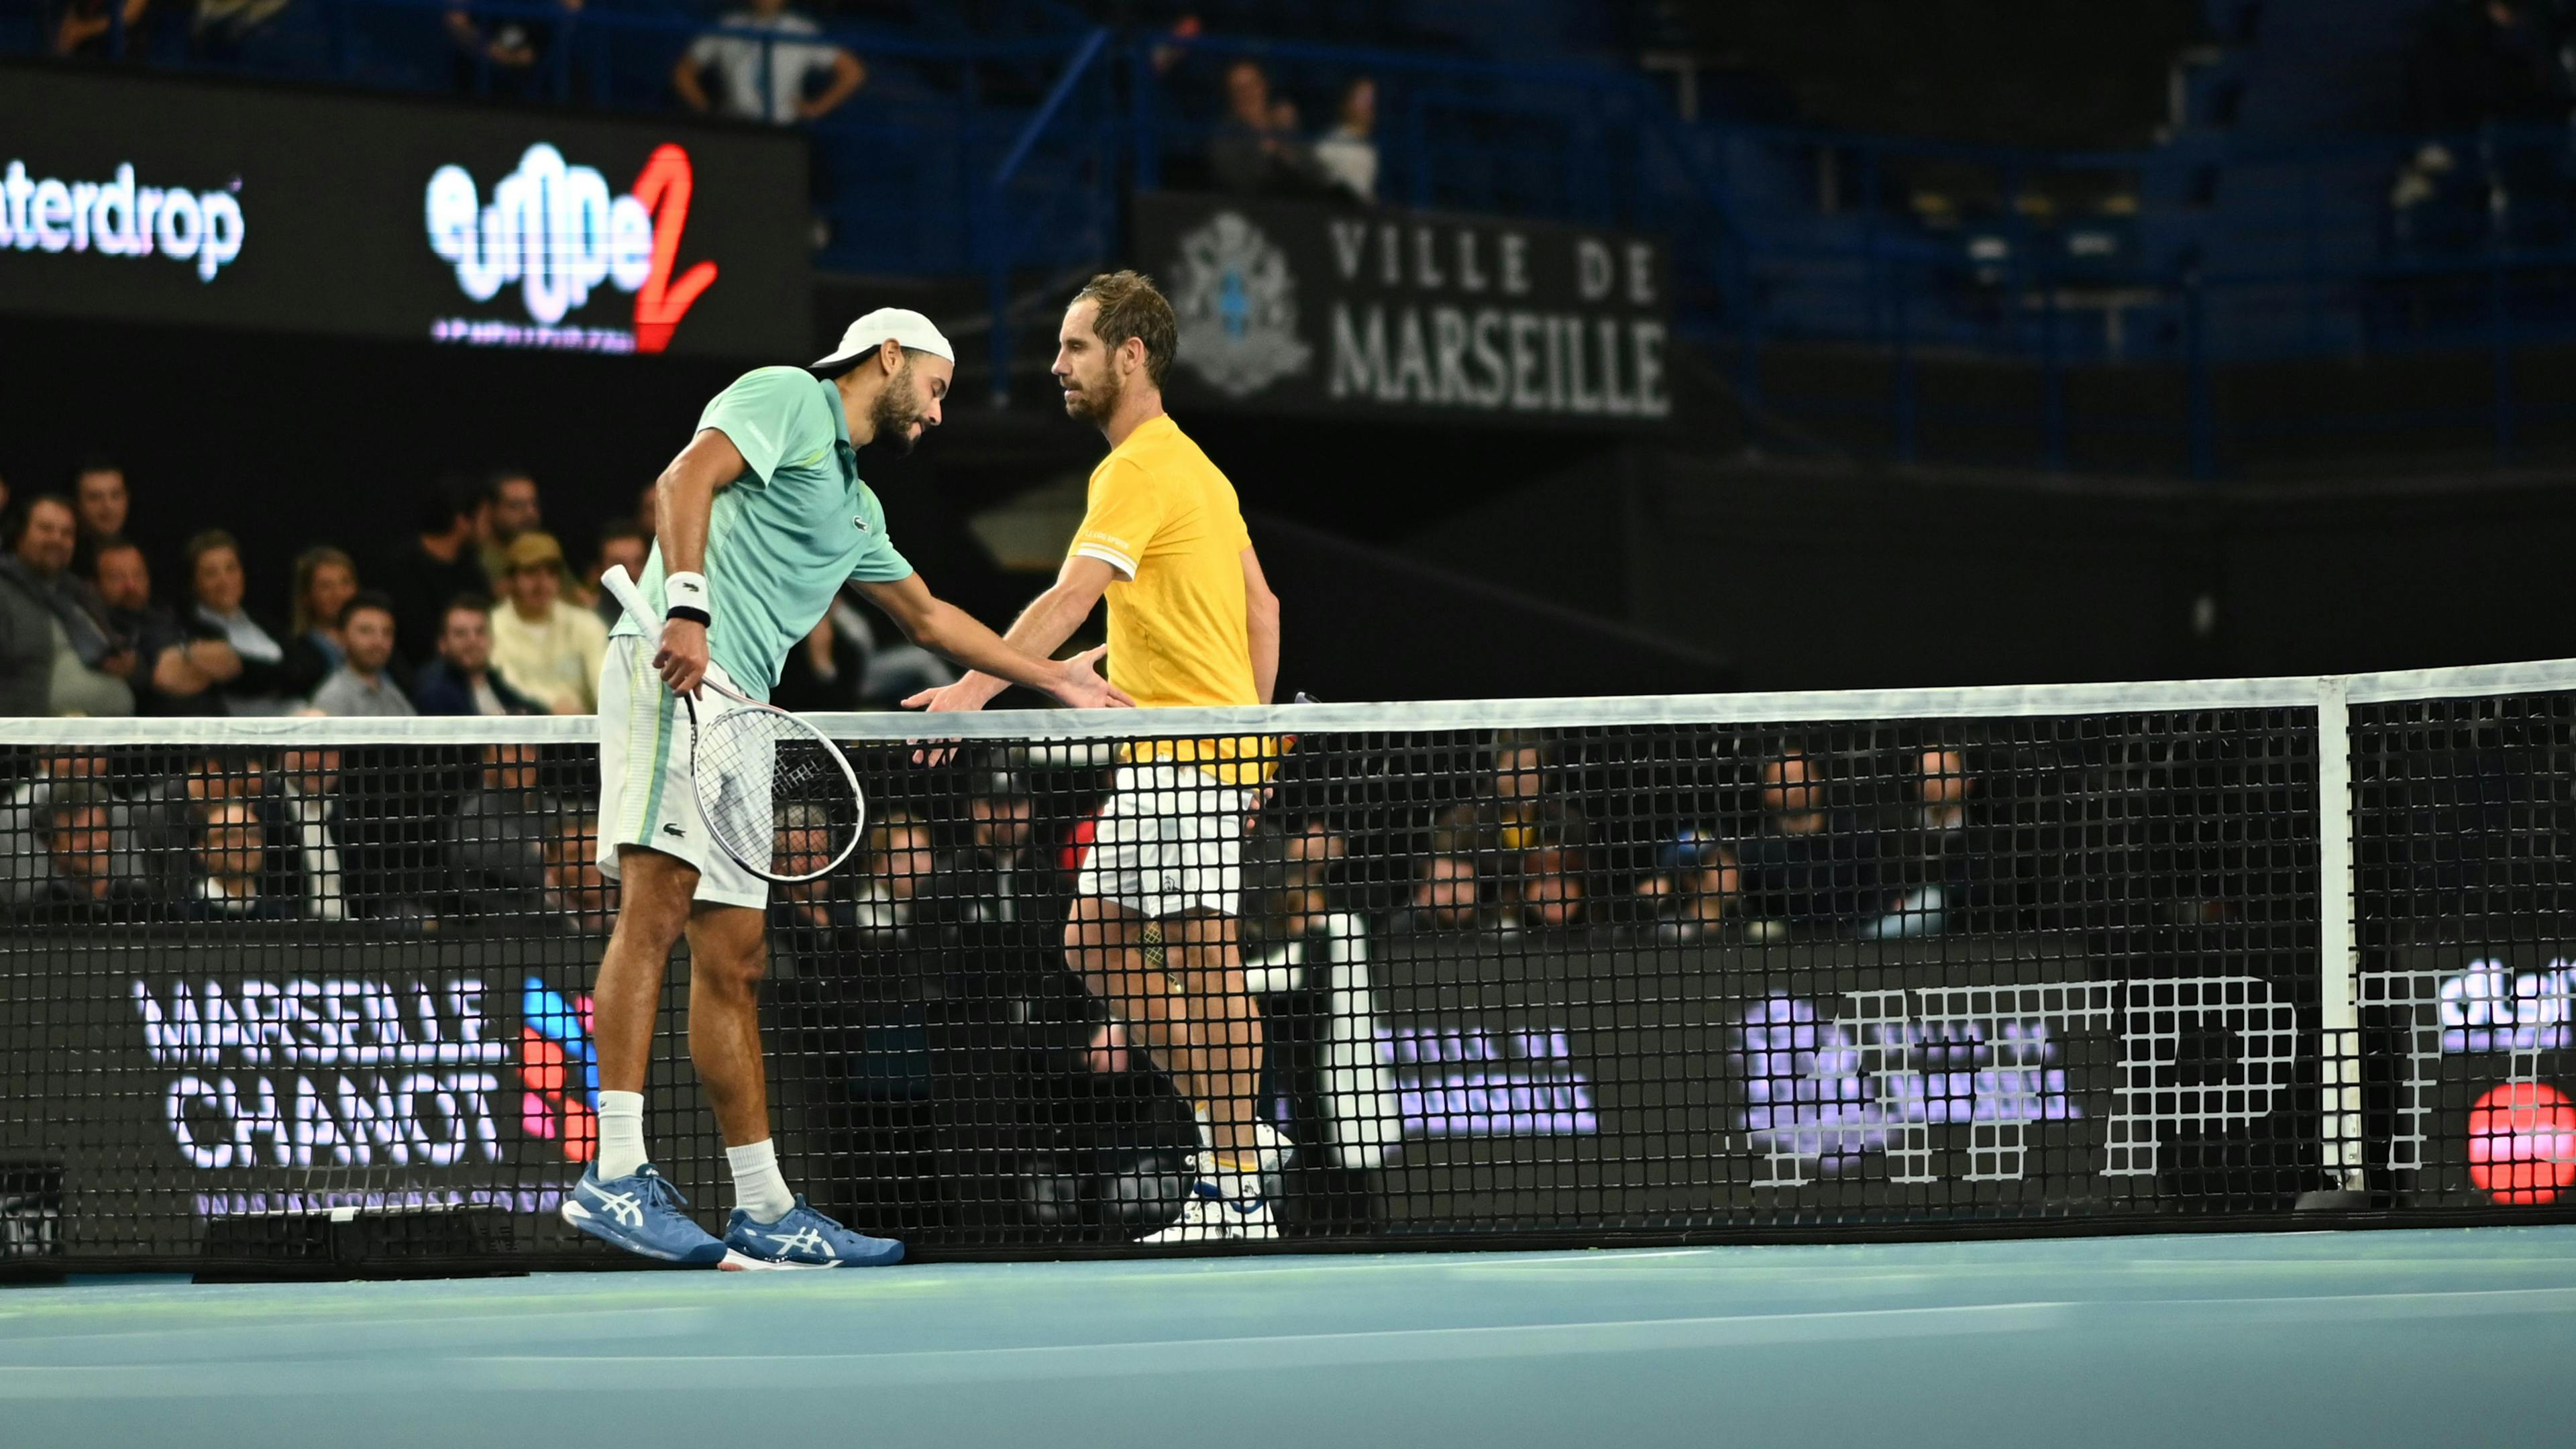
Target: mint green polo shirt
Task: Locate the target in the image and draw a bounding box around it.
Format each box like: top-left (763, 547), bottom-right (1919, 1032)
top-left (613, 367), bottom-right (914, 698)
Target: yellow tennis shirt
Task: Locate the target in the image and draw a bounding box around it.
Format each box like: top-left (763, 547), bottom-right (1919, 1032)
top-left (1068, 415), bottom-right (1275, 784)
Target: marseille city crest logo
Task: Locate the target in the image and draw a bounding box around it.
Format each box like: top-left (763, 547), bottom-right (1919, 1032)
top-left (1169, 211), bottom-right (1313, 399)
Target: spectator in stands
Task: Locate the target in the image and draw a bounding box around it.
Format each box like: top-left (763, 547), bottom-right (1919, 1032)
top-left (1864, 746), bottom-right (1978, 939)
top-left (770, 800), bottom-right (850, 937)
top-left (450, 742), bottom-right (551, 895)
top-left (490, 532), bottom-right (608, 714)
top-left (1210, 59), bottom-right (1297, 195)
top-left (189, 0), bottom-right (288, 60)
top-left (276, 747), bottom-right (349, 922)
top-left (92, 537), bottom-right (231, 715)
top-left (0, 751), bottom-right (117, 906)
top-left (774, 612), bottom-right (864, 712)
top-left (673, 0), bottom-right (867, 126)
top-left (1734, 747), bottom-right (1880, 938)
top-left (187, 798), bottom-right (284, 920)
top-left (475, 469), bottom-right (543, 592)
top-left (541, 811), bottom-right (616, 935)
top-left (852, 810), bottom-right (937, 941)
top-left (24, 783), bottom-right (150, 923)
top-left (309, 592), bottom-right (416, 716)
top-left (1406, 853), bottom-right (1483, 930)
top-left (413, 594), bottom-right (543, 715)
top-left (911, 771), bottom-right (1056, 985)
top-left (1633, 827), bottom-right (1740, 942)
top-left (180, 530), bottom-right (297, 715)
top-left (1, 495), bottom-right (133, 717)
top-left (0, 505), bottom-right (50, 716)
top-left (445, 0), bottom-right (584, 98)
top-left (69, 458), bottom-right (128, 579)
top-left (1313, 76), bottom-right (1380, 205)
top-left (588, 522), bottom-right (652, 629)
top-left (282, 545), bottom-right (360, 700)
top-left (382, 476), bottom-right (491, 669)
top-left (52, 0), bottom-right (152, 57)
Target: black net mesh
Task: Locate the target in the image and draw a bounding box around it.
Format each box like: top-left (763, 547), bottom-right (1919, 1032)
top-left (0, 678), bottom-right (2564, 1274)
top-left (2355, 687), bottom-right (2576, 1211)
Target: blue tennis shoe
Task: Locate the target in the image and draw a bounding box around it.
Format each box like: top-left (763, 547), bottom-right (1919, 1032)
top-left (561, 1165), bottom-right (729, 1266)
top-left (721, 1197), bottom-right (905, 1269)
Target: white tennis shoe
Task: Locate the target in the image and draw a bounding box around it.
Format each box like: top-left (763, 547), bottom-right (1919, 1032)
top-left (1140, 1179), bottom-right (1279, 1246)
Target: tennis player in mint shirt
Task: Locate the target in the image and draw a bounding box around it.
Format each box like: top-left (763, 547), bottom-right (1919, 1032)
top-left (567, 309), bottom-right (1133, 1271)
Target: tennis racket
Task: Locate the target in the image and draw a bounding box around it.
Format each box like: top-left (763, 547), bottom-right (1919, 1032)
top-left (598, 566), bottom-right (867, 884)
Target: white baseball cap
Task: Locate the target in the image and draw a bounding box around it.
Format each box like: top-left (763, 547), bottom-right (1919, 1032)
top-left (811, 307), bottom-right (955, 374)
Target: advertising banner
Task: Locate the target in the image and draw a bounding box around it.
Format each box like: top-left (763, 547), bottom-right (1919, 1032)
top-left (1130, 191), bottom-right (1673, 431)
top-left (3, 933), bottom-right (611, 1255)
top-left (2371, 947), bottom-right (2576, 1209)
top-left (0, 65), bottom-right (809, 358)
top-left (1362, 934), bottom-right (2312, 1225)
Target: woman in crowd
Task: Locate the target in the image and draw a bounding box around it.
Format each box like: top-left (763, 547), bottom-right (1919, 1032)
top-left (280, 545), bottom-right (360, 700)
top-left (180, 530), bottom-right (297, 714)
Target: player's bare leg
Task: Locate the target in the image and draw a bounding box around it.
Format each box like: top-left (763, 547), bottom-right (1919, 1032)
top-left (1063, 897), bottom-right (1208, 1106)
top-left (561, 847), bottom-right (730, 1265)
top-left (592, 847), bottom-right (696, 1100)
top-left (1171, 909), bottom-right (1264, 1160)
top-left (683, 902), bottom-right (773, 1148)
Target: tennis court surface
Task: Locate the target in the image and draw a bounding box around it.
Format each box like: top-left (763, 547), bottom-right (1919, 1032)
top-left (7, 1226), bottom-right (2573, 1448)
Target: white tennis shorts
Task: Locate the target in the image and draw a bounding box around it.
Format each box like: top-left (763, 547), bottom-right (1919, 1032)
top-left (1077, 762), bottom-right (1253, 919)
top-left (594, 635), bottom-right (767, 911)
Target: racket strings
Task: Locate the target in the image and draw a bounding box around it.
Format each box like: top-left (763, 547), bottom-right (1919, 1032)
top-left (696, 705), bottom-right (863, 880)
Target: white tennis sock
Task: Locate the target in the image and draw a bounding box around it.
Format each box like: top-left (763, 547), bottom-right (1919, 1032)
top-left (727, 1139), bottom-right (796, 1223)
top-left (596, 1091), bottom-right (648, 1180)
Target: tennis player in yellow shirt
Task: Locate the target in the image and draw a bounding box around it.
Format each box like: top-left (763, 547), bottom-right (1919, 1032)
top-left (905, 270), bottom-right (1286, 1243)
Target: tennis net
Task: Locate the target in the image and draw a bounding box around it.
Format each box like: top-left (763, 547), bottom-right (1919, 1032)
top-left (5, 660), bottom-right (2573, 1273)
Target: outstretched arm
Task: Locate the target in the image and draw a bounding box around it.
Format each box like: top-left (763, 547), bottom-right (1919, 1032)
top-left (1241, 544), bottom-right (1279, 705)
top-left (902, 554), bottom-right (1117, 712)
top-left (857, 572), bottom-right (1130, 710)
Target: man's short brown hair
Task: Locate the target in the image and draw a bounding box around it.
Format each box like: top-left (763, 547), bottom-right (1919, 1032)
top-left (1074, 270), bottom-right (1178, 389)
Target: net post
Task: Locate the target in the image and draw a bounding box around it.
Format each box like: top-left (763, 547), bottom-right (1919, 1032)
top-left (2312, 672), bottom-right (2367, 1198)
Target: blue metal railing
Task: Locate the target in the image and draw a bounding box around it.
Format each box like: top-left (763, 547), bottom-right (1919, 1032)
top-left (21, 1), bottom-right (2576, 474)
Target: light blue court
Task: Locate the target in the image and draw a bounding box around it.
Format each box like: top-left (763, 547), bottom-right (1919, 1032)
top-left (4, 1228), bottom-right (2572, 1448)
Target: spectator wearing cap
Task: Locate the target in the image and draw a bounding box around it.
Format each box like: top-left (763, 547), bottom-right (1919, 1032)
top-left (308, 592), bottom-right (417, 716)
top-left (476, 469), bottom-right (543, 593)
top-left (382, 476), bottom-right (492, 668)
top-left (412, 594), bottom-right (544, 716)
top-left (489, 531), bottom-right (608, 714)
top-left (180, 530), bottom-right (297, 716)
top-left (1, 494), bottom-right (133, 717)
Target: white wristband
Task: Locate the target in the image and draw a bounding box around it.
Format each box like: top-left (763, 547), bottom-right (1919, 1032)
top-left (664, 572), bottom-right (710, 612)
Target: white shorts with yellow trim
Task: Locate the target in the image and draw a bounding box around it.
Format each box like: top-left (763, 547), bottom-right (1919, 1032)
top-left (1077, 762), bottom-right (1252, 919)
top-left (593, 634), bottom-right (768, 911)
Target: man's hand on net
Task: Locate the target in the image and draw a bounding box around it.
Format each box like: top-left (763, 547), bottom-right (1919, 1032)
top-left (654, 618), bottom-right (709, 695)
top-left (1049, 647), bottom-right (1134, 710)
top-left (900, 675), bottom-right (999, 765)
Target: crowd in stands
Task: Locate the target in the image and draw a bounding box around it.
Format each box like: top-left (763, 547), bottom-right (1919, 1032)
top-left (2393, 0), bottom-right (2576, 248)
top-left (0, 460), bottom-right (953, 724)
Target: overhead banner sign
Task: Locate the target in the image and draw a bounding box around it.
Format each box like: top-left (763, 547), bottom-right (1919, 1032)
top-left (0, 66), bottom-right (808, 358)
top-left (1132, 191), bottom-right (1673, 430)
